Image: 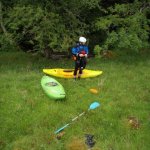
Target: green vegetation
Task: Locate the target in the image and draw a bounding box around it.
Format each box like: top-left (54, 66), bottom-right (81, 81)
top-left (0, 51), bottom-right (150, 150)
top-left (0, 0), bottom-right (149, 55)
top-left (0, 0), bottom-right (150, 149)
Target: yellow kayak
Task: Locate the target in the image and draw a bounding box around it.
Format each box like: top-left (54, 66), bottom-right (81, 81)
top-left (43, 68), bottom-right (103, 78)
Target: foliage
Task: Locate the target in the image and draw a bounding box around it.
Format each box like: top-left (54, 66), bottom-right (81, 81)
top-left (94, 1), bottom-right (150, 52)
top-left (0, 0), bottom-right (150, 55)
top-left (93, 44), bottom-right (102, 58)
top-left (5, 6), bottom-right (80, 53)
top-left (0, 34), bottom-right (11, 51)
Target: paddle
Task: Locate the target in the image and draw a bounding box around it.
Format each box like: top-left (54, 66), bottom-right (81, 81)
top-left (55, 102), bottom-right (100, 134)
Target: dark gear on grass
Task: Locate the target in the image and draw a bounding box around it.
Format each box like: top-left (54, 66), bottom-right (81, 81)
top-left (85, 134), bottom-right (96, 149)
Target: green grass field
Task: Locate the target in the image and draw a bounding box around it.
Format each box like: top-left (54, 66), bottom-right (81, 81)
top-left (0, 51), bottom-right (150, 150)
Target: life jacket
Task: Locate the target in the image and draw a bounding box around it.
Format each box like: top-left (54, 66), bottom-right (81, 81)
top-left (72, 43), bottom-right (88, 60)
top-left (79, 50), bottom-right (86, 55)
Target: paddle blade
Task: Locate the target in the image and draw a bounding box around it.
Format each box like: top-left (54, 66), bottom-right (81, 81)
top-left (89, 102), bottom-right (100, 110)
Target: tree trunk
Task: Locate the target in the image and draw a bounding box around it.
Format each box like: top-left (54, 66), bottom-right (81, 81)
top-left (0, 2), bottom-right (16, 47)
top-left (0, 2), bottom-right (7, 34)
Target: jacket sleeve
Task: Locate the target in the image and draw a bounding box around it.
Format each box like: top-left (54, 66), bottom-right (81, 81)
top-left (72, 47), bottom-right (78, 55)
top-left (85, 46), bottom-right (89, 54)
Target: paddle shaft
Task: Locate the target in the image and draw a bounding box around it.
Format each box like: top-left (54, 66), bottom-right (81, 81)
top-left (55, 111), bottom-right (86, 134)
top-left (54, 102), bottom-right (100, 134)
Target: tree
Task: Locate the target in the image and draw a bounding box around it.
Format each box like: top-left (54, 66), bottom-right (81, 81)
top-left (94, 0), bottom-right (150, 52)
top-left (1, 0), bottom-right (149, 55)
top-left (0, 1), bottom-right (17, 51)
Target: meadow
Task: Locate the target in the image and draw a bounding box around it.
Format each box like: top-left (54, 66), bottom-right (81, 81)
top-left (0, 51), bottom-right (150, 150)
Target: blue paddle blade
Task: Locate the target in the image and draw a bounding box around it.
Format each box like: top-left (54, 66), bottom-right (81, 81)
top-left (89, 102), bottom-right (100, 110)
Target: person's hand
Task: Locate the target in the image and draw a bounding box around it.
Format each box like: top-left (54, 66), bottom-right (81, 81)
top-left (79, 54), bottom-right (84, 57)
top-left (85, 54), bottom-right (88, 57)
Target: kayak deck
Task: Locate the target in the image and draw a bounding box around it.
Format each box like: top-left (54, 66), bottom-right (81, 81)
top-left (43, 68), bottom-right (103, 78)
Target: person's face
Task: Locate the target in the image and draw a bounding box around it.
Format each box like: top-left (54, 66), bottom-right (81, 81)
top-left (80, 42), bottom-right (86, 45)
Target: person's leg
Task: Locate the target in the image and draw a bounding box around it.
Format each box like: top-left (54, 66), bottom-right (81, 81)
top-left (74, 61), bottom-right (79, 80)
top-left (78, 57), bottom-right (87, 78)
top-left (74, 69), bottom-right (78, 79)
top-left (82, 57), bottom-right (87, 69)
top-left (78, 68), bottom-right (82, 79)
top-left (78, 58), bottom-right (83, 78)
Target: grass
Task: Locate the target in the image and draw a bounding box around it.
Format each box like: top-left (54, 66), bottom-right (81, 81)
top-left (0, 51), bottom-right (150, 150)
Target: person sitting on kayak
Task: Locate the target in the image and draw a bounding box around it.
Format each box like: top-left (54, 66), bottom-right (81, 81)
top-left (72, 36), bottom-right (89, 79)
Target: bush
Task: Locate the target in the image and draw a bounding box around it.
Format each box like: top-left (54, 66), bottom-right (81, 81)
top-left (93, 45), bottom-right (102, 58)
top-left (94, 2), bottom-right (150, 52)
top-left (0, 34), bottom-right (17, 52)
top-left (5, 5), bottom-right (83, 54)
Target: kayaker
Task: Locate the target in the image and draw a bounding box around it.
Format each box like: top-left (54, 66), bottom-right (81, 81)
top-left (72, 36), bottom-right (89, 79)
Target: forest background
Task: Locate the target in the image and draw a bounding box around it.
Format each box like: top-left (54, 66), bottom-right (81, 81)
top-left (0, 0), bottom-right (149, 56)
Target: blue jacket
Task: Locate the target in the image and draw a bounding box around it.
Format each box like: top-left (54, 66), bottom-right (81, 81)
top-left (72, 44), bottom-right (89, 55)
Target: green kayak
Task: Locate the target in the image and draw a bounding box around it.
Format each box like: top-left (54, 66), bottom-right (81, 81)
top-left (41, 75), bottom-right (65, 99)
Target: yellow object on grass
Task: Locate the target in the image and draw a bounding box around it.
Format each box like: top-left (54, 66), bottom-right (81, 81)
top-left (89, 88), bottom-right (99, 94)
top-left (43, 68), bottom-right (103, 78)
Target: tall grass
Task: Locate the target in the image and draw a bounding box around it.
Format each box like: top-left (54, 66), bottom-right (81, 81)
top-left (0, 51), bottom-right (150, 150)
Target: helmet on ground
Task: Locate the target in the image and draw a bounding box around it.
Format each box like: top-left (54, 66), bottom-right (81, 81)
top-left (79, 36), bottom-right (86, 43)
